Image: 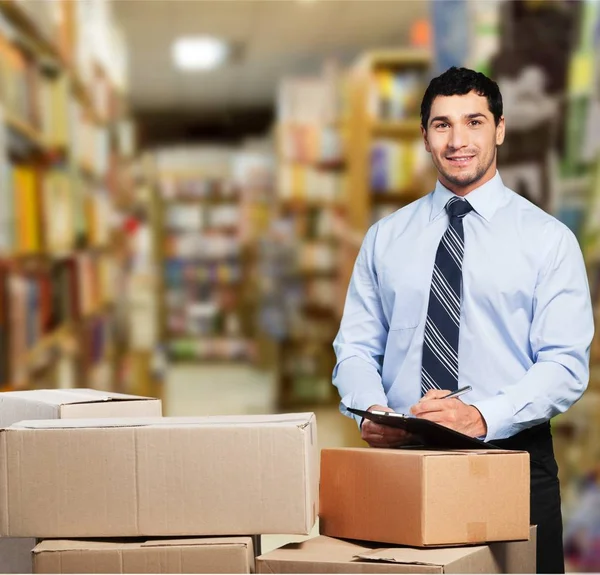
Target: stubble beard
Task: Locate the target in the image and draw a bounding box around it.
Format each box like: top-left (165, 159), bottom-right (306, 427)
top-left (437, 150), bottom-right (496, 190)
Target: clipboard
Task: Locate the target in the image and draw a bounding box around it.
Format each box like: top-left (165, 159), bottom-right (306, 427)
top-left (347, 408), bottom-right (499, 450)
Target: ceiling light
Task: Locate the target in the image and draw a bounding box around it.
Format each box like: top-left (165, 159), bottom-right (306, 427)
top-left (172, 36), bottom-right (229, 72)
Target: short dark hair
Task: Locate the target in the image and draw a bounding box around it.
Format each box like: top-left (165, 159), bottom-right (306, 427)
top-left (420, 67), bottom-right (503, 128)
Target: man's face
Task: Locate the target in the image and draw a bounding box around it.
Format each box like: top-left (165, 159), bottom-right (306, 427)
top-left (422, 91), bottom-right (505, 195)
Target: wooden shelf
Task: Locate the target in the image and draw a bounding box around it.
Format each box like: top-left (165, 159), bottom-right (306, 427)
top-left (284, 159), bottom-right (346, 172)
top-left (167, 357), bottom-right (250, 366)
top-left (0, 0), bottom-right (133, 395)
top-left (371, 190), bottom-right (425, 204)
top-left (71, 74), bottom-right (105, 124)
top-left (163, 197), bottom-right (240, 205)
top-left (360, 49), bottom-right (431, 69)
top-left (371, 119), bottom-right (423, 138)
top-left (302, 303), bottom-right (337, 317)
top-left (0, 2), bottom-right (112, 130)
top-left (5, 112), bottom-right (47, 150)
top-left (0, 0), bottom-right (59, 59)
top-left (279, 198), bottom-right (343, 211)
top-left (165, 279), bottom-right (242, 288)
top-left (163, 254), bottom-right (242, 263)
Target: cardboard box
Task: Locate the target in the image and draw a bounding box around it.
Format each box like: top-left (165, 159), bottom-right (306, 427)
top-left (0, 389), bottom-right (162, 574)
top-left (320, 448), bottom-right (529, 547)
top-left (0, 413), bottom-right (318, 538)
top-left (0, 389), bottom-right (162, 427)
top-left (256, 527), bottom-right (537, 573)
top-left (33, 537), bottom-right (255, 574)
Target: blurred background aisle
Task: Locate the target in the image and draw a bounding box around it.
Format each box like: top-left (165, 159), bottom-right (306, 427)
top-left (0, 0), bottom-right (599, 570)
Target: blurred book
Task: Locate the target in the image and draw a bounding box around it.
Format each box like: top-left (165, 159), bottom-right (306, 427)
top-left (13, 165), bottom-right (41, 255)
top-left (280, 123), bottom-right (344, 165)
top-left (370, 138), bottom-right (428, 193)
top-left (44, 169), bottom-right (75, 254)
top-left (368, 69), bottom-right (426, 121)
top-left (278, 165), bottom-right (345, 203)
top-left (167, 336), bottom-right (253, 362)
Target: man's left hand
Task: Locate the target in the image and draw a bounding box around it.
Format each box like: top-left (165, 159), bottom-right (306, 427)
top-left (410, 389), bottom-right (488, 438)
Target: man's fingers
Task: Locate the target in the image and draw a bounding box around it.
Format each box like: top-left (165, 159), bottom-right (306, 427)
top-left (418, 410), bottom-right (458, 428)
top-left (362, 420), bottom-right (411, 447)
top-left (362, 420), bottom-right (408, 438)
top-left (420, 389), bottom-right (451, 402)
top-left (411, 398), bottom-right (459, 416)
top-left (362, 430), bottom-right (410, 444)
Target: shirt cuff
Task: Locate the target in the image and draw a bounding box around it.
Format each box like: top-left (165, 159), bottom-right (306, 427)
top-left (340, 391), bottom-right (389, 429)
top-left (470, 395), bottom-right (515, 442)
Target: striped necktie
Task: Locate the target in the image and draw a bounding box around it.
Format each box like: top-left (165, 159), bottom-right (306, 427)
top-left (421, 196), bottom-right (473, 395)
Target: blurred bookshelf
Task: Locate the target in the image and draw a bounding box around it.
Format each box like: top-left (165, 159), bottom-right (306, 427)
top-left (331, 49), bottom-right (437, 325)
top-left (267, 51), bottom-right (440, 410)
top-left (0, 0), bottom-right (132, 393)
top-left (154, 147), bottom-right (258, 365)
top-left (269, 63), bottom-right (348, 409)
top-left (344, 50), bottom-right (435, 227)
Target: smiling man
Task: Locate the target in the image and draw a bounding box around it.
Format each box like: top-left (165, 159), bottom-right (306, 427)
top-left (332, 67), bottom-right (594, 574)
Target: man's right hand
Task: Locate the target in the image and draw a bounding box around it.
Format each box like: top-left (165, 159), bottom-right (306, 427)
top-left (361, 405), bottom-right (415, 448)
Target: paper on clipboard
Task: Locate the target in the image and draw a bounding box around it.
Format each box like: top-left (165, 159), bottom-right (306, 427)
top-left (348, 407), bottom-right (499, 450)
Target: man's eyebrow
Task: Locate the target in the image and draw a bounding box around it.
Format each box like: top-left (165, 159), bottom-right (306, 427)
top-left (429, 112), bottom-right (489, 126)
top-left (429, 115), bottom-right (450, 125)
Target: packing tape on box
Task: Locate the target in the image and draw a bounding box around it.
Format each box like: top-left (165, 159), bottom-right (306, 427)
top-left (467, 521), bottom-right (488, 542)
top-left (468, 455), bottom-right (490, 478)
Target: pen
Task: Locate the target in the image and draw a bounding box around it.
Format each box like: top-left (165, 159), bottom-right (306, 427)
top-left (443, 385), bottom-right (472, 400)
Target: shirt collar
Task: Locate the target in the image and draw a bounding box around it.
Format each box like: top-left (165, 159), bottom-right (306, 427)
top-left (429, 171), bottom-right (506, 223)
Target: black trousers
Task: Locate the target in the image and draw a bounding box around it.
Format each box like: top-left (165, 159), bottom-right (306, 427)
top-left (491, 422), bottom-right (564, 574)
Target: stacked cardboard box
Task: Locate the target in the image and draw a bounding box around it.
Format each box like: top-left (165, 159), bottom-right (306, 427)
top-left (0, 398), bottom-right (319, 574)
top-left (257, 447), bottom-right (536, 573)
top-left (256, 528), bottom-right (537, 573)
top-left (0, 389), bottom-right (162, 574)
top-left (32, 538), bottom-right (256, 574)
top-left (1, 391), bottom-right (536, 573)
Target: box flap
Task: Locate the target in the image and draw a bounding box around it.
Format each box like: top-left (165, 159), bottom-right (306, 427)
top-left (11, 413), bottom-right (315, 430)
top-left (140, 537), bottom-right (253, 549)
top-left (258, 536), bottom-right (376, 563)
top-left (34, 540), bottom-right (129, 553)
top-left (0, 389), bottom-right (154, 407)
top-left (355, 545), bottom-right (485, 566)
top-left (34, 537), bottom-right (253, 554)
top-left (337, 448), bottom-right (526, 458)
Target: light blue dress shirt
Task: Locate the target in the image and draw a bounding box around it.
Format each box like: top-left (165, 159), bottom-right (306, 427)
top-left (333, 171), bottom-right (594, 441)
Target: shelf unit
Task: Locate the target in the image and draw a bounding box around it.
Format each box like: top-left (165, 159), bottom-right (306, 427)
top-left (336, 49), bottom-right (436, 315)
top-left (154, 149), bottom-right (256, 365)
top-left (345, 49), bottom-right (434, 232)
top-left (268, 66), bottom-right (348, 409)
top-left (0, 0), bottom-right (132, 392)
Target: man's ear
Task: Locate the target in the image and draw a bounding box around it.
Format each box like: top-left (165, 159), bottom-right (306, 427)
top-left (495, 116), bottom-right (505, 146)
top-left (421, 125), bottom-right (431, 153)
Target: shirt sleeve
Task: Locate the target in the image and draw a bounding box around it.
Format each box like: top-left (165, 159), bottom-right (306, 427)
top-left (472, 223), bottom-right (595, 441)
top-left (332, 223), bottom-right (390, 426)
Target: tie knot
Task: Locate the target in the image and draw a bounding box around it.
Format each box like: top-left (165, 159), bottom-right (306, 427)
top-left (446, 197), bottom-right (473, 219)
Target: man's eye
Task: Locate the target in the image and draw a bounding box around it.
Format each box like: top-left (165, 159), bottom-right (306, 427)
top-left (435, 123), bottom-right (448, 129)
top-left (469, 120), bottom-right (482, 126)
